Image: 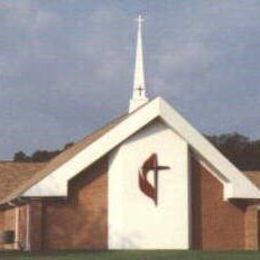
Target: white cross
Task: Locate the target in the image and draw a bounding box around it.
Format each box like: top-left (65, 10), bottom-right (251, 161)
top-left (135, 15), bottom-right (144, 26)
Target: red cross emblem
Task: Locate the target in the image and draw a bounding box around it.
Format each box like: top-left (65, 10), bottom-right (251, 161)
top-left (138, 153), bottom-right (170, 205)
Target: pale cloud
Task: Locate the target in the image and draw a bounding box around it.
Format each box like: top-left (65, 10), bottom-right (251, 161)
top-left (0, 0), bottom-right (260, 159)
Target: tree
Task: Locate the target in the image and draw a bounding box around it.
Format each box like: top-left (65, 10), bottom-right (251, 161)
top-left (13, 151), bottom-right (30, 162)
top-left (206, 132), bottom-right (260, 171)
top-left (12, 142), bottom-right (74, 162)
top-left (31, 150), bottom-right (60, 162)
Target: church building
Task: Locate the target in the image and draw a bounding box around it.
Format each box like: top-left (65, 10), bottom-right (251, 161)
top-left (0, 16), bottom-right (260, 251)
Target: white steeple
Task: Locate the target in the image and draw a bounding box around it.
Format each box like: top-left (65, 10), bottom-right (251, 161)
top-left (129, 15), bottom-right (149, 113)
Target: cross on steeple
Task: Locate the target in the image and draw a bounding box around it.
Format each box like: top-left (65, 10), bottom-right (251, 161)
top-left (135, 14), bottom-right (144, 26)
top-left (136, 85), bottom-right (144, 96)
top-left (129, 15), bottom-right (149, 113)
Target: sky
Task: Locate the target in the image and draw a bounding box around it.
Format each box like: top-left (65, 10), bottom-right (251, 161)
top-left (0, 0), bottom-right (260, 160)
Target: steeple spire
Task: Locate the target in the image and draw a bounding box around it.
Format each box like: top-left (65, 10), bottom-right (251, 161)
top-left (129, 15), bottom-right (149, 113)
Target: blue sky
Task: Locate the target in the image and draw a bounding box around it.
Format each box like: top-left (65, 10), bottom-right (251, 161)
top-left (0, 0), bottom-right (260, 159)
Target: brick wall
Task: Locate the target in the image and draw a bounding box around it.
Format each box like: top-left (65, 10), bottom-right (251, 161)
top-left (258, 211), bottom-right (260, 248)
top-left (0, 202), bottom-right (43, 251)
top-left (17, 204), bottom-right (28, 250)
top-left (3, 207), bottom-right (16, 250)
top-left (245, 205), bottom-right (259, 250)
top-left (4, 208), bottom-right (15, 231)
top-left (0, 211), bottom-right (4, 230)
top-left (1, 205), bottom-right (29, 250)
top-left (191, 155), bottom-right (246, 250)
top-left (29, 200), bottom-right (43, 251)
top-left (42, 156), bottom-right (108, 250)
top-left (0, 210), bottom-right (4, 249)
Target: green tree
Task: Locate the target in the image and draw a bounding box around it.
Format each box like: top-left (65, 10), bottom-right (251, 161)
top-left (13, 151), bottom-right (30, 162)
top-left (13, 142), bottom-right (74, 162)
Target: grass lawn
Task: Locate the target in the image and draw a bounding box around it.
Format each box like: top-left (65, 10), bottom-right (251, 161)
top-left (0, 250), bottom-right (260, 260)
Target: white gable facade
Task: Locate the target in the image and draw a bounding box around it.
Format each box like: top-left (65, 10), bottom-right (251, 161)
top-left (108, 119), bottom-right (190, 249)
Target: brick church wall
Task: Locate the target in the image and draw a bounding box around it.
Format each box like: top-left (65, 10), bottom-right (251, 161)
top-left (0, 205), bottom-right (28, 250)
top-left (258, 211), bottom-right (260, 248)
top-left (41, 156), bottom-right (108, 250)
top-left (17, 204), bottom-right (28, 250)
top-left (0, 202), bottom-right (44, 251)
top-left (0, 210), bottom-right (4, 249)
top-left (244, 205), bottom-right (259, 250)
top-left (4, 208), bottom-right (15, 231)
top-left (3, 207), bottom-right (16, 250)
top-left (1, 152), bottom-right (258, 251)
top-left (191, 155), bottom-right (246, 250)
top-left (29, 200), bottom-right (43, 251)
top-left (0, 211), bottom-right (4, 230)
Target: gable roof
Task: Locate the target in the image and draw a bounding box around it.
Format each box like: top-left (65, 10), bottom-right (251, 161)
top-left (0, 162), bottom-right (46, 202)
top-left (244, 171), bottom-right (260, 189)
top-left (0, 112), bottom-right (129, 205)
top-left (1, 97), bottom-right (260, 205)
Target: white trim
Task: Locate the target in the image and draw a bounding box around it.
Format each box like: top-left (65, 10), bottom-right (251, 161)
top-left (255, 207), bottom-right (260, 250)
top-left (22, 97), bottom-right (260, 199)
top-left (23, 99), bottom-right (160, 197)
top-left (159, 98), bottom-right (260, 199)
top-left (192, 151), bottom-right (230, 184)
top-left (194, 156), bottom-right (232, 201)
top-left (187, 149), bottom-right (192, 248)
top-left (15, 207), bottom-right (19, 250)
top-left (25, 203), bottom-right (31, 251)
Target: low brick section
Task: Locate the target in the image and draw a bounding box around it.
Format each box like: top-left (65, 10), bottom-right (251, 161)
top-left (0, 204), bottom-right (28, 250)
top-left (0, 156), bottom-right (108, 251)
top-left (18, 204), bottom-right (28, 250)
top-left (258, 211), bottom-right (260, 248)
top-left (3, 207), bottom-right (16, 250)
top-left (1, 153), bottom-right (259, 251)
top-left (0, 211), bottom-right (3, 230)
top-left (41, 156), bottom-right (108, 250)
top-left (29, 200), bottom-right (43, 251)
top-left (4, 208), bottom-right (15, 232)
top-left (191, 155), bottom-right (246, 250)
top-left (245, 205), bottom-right (259, 250)
top-left (0, 210), bottom-right (4, 249)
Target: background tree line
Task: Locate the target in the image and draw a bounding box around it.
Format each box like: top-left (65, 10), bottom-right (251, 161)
top-left (13, 133), bottom-right (260, 171)
top-left (205, 133), bottom-right (260, 171)
top-left (13, 142), bottom-right (74, 163)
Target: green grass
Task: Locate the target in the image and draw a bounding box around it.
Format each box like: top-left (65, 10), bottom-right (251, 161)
top-left (0, 250), bottom-right (260, 260)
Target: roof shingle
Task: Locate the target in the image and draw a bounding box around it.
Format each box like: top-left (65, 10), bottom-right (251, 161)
top-left (0, 112), bottom-right (128, 205)
top-left (244, 171), bottom-right (260, 189)
top-left (0, 162), bottom-right (46, 202)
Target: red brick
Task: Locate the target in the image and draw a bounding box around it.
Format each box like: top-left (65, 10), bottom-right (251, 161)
top-left (17, 204), bottom-right (28, 250)
top-left (0, 210), bottom-right (4, 249)
top-left (258, 211), bottom-right (260, 248)
top-left (29, 200), bottom-right (43, 251)
top-left (191, 155), bottom-right (246, 250)
top-left (41, 156), bottom-right (108, 250)
top-left (245, 205), bottom-right (258, 250)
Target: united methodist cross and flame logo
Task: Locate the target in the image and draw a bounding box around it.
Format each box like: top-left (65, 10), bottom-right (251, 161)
top-left (138, 153), bottom-right (170, 206)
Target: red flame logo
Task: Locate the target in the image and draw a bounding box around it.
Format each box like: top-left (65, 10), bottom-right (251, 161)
top-left (138, 153), bottom-right (170, 205)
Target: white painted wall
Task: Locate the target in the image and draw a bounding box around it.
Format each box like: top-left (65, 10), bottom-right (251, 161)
top-left (108, 120), bottom-right (190, 249)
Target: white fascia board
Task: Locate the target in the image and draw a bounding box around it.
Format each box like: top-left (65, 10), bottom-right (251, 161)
top-left (23, 98), bottom-right (161, 197)
top-left (158, 97), bottom-right (260, 199)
